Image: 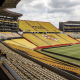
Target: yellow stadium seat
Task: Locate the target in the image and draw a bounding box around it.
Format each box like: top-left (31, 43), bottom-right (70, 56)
top-left (58, 34), bottom-right (79, 44)
top-left (37, 22), bottom-right (60, 32)
top-left (23, 34), bottom-right (49, 47)
top-left (5, 38), bottom-right (37, 49)
top-left (35, 34), bottom-right (60, 45)
top-left (19, 20), bottom-right (35, 32)
top-left (26, 21), bottom-right (47, 32)
top-left (47, 34), bottom-right (70, 44)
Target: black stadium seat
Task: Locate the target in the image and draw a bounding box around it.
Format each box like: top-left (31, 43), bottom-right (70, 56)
top-left (0, 0), bottom-right (5, 7)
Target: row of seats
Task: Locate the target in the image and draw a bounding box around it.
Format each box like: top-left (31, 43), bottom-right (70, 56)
top-left (0, 32), bottom-right (21, 38)
top-left (38, 22), bottom-right (60, 32)
top-left (7, 53), bottom-right (66, 80)
top-left (64, 32), bottom-right (80, 39)
top-left (26, 21), bottom-right (47, 32)
top-left (77, 39), bottom-right (80, 41)
top-left (23, 33), bottom-right (79, 47)
top-left (5, 38), bottom-right (37, 50)
top-left (4, 33), bottom-right (79, 49)
top-left (0, 18), bottom-right (18, 31)
top-left (23, 33), bottom-right (49, 47)
top-left (19, 20), bottom-right (36, 32)
top-left (48, 34), bottom-right (70, 44)
top-left (0, 19), bottom-right (17, 24)
top-left (5, 59), bottom-right (28, 80)
top-left (34, 34), bottom-right (60, 45)
top-left (58, 34), bottom-right (79, 43)
top-left (19, 20), bottom-right (60, 32)
top-left (0, 42), bottom-right (67, 80)
top-left (5, 43), bottom-right (80, 75)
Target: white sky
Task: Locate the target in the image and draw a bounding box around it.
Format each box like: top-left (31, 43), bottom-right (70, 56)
top-left (9, 0), bottom-right (80, 28)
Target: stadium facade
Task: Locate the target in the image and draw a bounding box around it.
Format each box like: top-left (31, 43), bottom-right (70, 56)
top-left (0, 0), bottom-right (22, 32)
top-left (59, 21), bottom-right (80, 32)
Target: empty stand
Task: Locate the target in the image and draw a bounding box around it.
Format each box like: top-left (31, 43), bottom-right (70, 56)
top-left (58, 34), bottom-right (79, 44)
top-left (5, 38), bottom-right (37, 49)
top-left (26, 21), bottom-right (47, 32)
top-left (2, 32), bottom-right (15, 38)
top-left (23, 33), bottom-right (79, 47)
top-left (5, 42), bottom-right (80, 76)
top-left (11, 38), bottom-right (37, 49)
top-left (11, 33), bottom-right (21, 37)
top-left (77, 39), bottom-right (80, 41)
top-left (64, 32), bottom-right (80, 39)
top-left (0, 42), bottom-right (67, 80)
top-left (19, 20), bottom-right (60, 32)
top-left (0, 32), bottom-right (21, 39)
top-left (47, 34), bottom-right (71, 44)
top-left (37, 22), bottom-right (60, 32)
top-left (19, 20), bottom-right (35, 32)
top-left (23, 33), bottom-right (49, 47)
top-left (34, 34), bottom-right (60, 46)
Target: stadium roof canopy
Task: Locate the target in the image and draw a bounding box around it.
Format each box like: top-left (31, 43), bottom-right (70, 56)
top-left (1, 0), bottom-right (20, 8)
top-left (64, 21), bottom-right (80, 24)
top-left (0, 0), bottom-right (22, 18)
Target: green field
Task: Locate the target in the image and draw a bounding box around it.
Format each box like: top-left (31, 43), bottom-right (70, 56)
top-left (38, 49), bottom-right (80, 65)
top-left (44, 44), bottom-right (80, 58)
